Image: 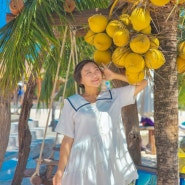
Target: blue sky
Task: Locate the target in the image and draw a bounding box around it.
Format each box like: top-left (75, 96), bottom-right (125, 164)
top-left (0, 0), bottom-right (10, 28)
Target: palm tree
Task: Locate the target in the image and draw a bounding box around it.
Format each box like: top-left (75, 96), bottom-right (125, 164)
top-left (0, 0), bottom-right (113, 184)
top-left (0, 92), bottom-right (11, 169)
top-left (151, 3), bottom-right (179, 184)
top-left (0, 0), bottom-right (63, 184)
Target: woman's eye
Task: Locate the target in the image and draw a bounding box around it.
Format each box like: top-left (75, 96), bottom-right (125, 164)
top-left (86, 72), bottom-right (91, 75)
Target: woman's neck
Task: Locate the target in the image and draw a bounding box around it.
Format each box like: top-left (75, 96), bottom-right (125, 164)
top-left (83, 90), bottom-right (99, 96)
top-left (82, 88), bottom-right (100, 103)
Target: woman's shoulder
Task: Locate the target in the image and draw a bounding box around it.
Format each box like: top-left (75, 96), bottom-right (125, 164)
top-left (111, 85), bottom-right (135, 92)
top-left (110, 85), bottom-right (135, 99)
top-left (65, 94), bottom-right (88, 111)
top-left (67, 94), bottom-right (79, 101)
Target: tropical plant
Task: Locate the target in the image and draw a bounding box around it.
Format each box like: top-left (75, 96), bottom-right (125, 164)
top-left (0, 0), bottom-right (110, 184)
top-left (151, 5), bottom-right (179, 184)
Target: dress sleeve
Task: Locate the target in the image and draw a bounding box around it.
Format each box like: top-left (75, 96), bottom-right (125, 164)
top-left (55, 99), bottom-right (75, 138)
top-left (111, 85), bottom-right (136, 107)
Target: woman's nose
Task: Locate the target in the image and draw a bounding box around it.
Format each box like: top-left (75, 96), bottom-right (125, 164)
top-left (92, 71), bottom-right (99, 78)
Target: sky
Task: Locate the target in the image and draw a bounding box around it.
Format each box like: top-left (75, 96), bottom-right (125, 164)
top-left (0, 0), bottom-right (10, 28)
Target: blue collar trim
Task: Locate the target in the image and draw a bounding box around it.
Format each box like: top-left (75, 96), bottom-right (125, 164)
top-left (67, 90), bottom-right (112, 111)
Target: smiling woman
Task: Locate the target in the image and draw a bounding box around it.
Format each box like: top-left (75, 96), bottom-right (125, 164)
top-left (53, 59), bottom-right (147, 185)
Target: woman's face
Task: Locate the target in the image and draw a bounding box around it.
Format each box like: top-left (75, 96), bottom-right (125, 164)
top-left (80, 62), bottom-right (103, 88)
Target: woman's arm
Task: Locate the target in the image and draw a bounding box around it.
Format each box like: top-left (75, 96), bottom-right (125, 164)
top-left (53, 136), bottom-right (74, 185)
top-left (133, 79), bottom-right (148, 96)
top-left (102, 65), bottom-right (148, 96)
top-left (102, 65), bottom-right (128, 82)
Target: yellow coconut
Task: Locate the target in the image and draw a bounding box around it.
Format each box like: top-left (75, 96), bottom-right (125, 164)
top-left (84, 29), bottom-right (96, 45)
top-left (176, 56), bottom-right (185, 73)
top-left (112, 47), bottom-right (131, 68)
top-left (127, 0), bottom-right (138, 3)
top-left (126, 0), bottom-right (141, 5)
top-left (106, 20), bottom-right (124, 38)
top-left (88, 14), bottom-right (108, 33)
top-left (124, 53), bottom-right (145, 72)
top-left (140, 24), bottom-right (151, 35)
top-left (93, 33), bottom-right (112, 51)
top-left (144, 49), bottom-right (165, 69)
top-left (130, 7), bottom-right (151, 31)
top-left (150, 0), bottom-right (170, 6)
top-left (130, 34), bottom-right (150, 54)
top-left (178, 41), bottom-right (185, 59)
top-left (94, 50), bottom-right (112, 65)
top-left (171, 0), bottom-right (185, 4)
top-left (179, 163), bottom-right (185, 174)
top-left (113, 28), bottom-right (130, 47)
top-left (126, 70), bottom-right (145, 84)
top-left (178, 148), bottom-right (185, 174)
top-left (119, 14), bottom-right (131, 26)
top-left (149, 36), bottom-right (160, 48)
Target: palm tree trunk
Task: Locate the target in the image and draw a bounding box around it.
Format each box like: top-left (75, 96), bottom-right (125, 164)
top-left (112, 68), bottom-right (141, 165)
top-left (0, 92), bottom-right (11, 168)
top-left (12, 74), bottom-right (37, 185)
top-left (151, 4), bottom-right (179, 184)
top-left (122, 103), bottom-right (141, 165)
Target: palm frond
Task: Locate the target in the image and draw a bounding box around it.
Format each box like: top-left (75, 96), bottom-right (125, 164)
top-left (0, 0), bottom-right (62, 91)
top-left (0, 0), bottom-right (110, 99)
top-left (75, 0), bottom-right (110, 10)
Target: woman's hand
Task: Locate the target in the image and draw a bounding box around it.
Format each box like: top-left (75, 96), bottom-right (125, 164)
top-left (101, 64), bottom-right (116, 81)
top-left (101, 64), bottom-right (147, 96)
top-left (101, 64), bottom-right (128, 82)
top-left (53, 170), bottom-right (63, 185)
top-left (134, 79), bottom-right (148, 96)
top-left (52, 136), bottom-right (74, 185)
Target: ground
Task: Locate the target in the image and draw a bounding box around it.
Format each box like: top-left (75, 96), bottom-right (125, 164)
top-left (1, 103), bottom-right (185, 184)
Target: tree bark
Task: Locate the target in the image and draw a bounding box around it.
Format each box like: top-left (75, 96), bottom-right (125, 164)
top-left (11, 74), bottom-right (37, 185)
top-left (151, 4), bottom-right (179, 185)
top-left (122, 104), bottom-right (141, 165)
top-left (0, 92), bottom-right (11, 168)
top-left (112, 67), bottom-right (141, 165)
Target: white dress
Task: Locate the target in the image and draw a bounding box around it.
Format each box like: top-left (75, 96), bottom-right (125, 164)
top-left (55, 85), bottom-right (138, 185)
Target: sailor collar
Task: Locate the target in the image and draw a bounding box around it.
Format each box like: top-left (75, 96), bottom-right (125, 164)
top-left (67, 90), bottom-right (112, 111)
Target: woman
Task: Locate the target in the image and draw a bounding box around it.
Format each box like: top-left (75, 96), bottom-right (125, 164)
top-left (53, 59), bottom-right (148, 185)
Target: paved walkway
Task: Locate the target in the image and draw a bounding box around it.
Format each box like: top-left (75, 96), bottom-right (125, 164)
top-left (2, 107), bottom-right (60, 185)
top-left (3, 107), bottom-right (185, 184)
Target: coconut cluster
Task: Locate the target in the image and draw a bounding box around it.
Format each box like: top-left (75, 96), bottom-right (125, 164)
top-left (128, 0), bottom-right (185, 6)
top-left (177, 41), bottom-right (185, 74)
top-left (150, 0), bottom-right (185, 6)
top-left (84, 6), bottom-right (166, 84)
